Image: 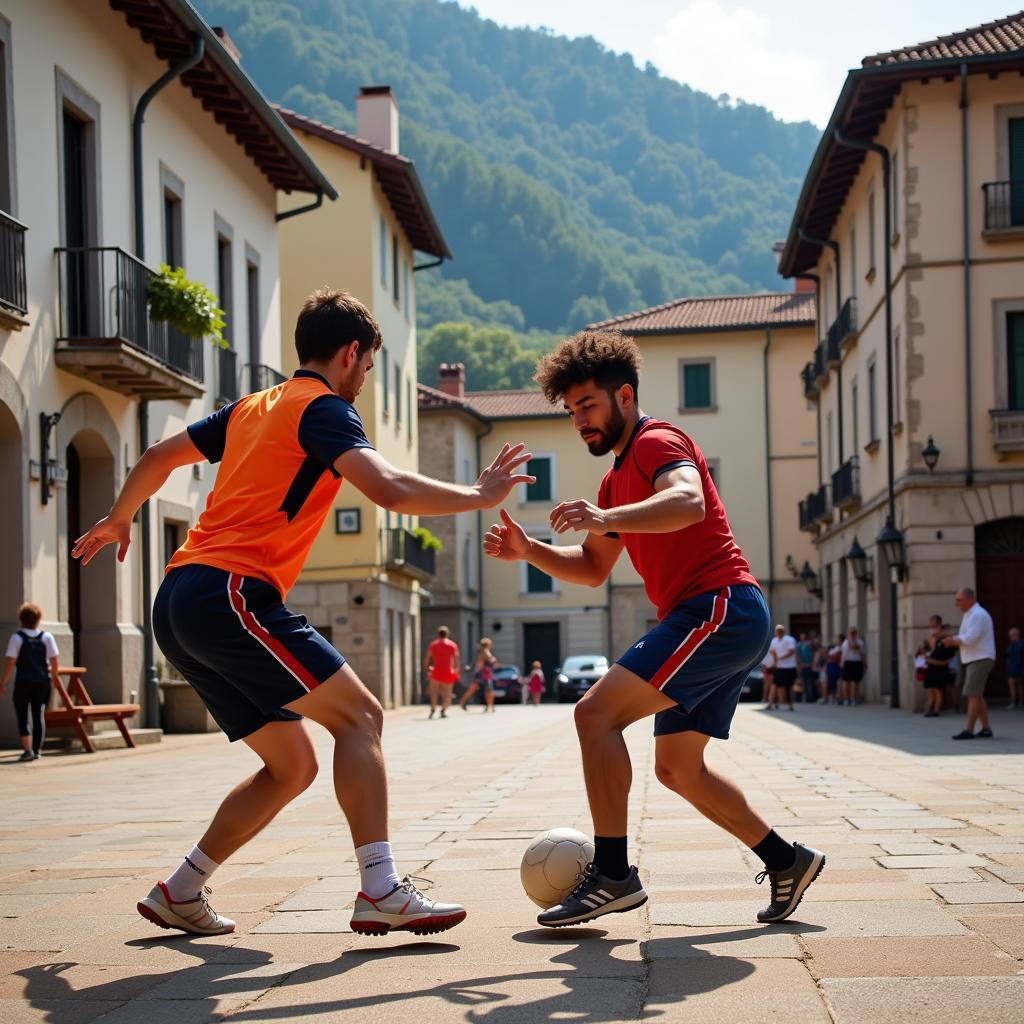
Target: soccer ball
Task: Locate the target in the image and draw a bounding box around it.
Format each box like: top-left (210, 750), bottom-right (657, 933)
top-left (520, 828), bottom-right (595, 909)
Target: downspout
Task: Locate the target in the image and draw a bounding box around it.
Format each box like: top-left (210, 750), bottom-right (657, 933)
top-left (833, 126), bottom-right (899, 709)
top-left (762, 327), bottom-right (774, 614)
top-left (413, 255), bottom-right (445, 273)
top-left (131, 36), bottom-right (205, 729)
top-left (275, 191), bottom-right (324, 223)
top-left (960, 63), bottom-right (974, 487)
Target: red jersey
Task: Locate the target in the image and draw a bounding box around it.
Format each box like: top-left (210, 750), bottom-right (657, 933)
top-left (427, 637), bottom-right (460, 683)
top-left (597, 417), bottom-right (757, 619)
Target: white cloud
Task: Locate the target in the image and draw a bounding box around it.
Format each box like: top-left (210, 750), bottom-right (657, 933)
top-left (652, 0), bottom-right (837, 125)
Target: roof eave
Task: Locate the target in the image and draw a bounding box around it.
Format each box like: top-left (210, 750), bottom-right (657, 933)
top-left (609, 319), bottom-right (816, 336)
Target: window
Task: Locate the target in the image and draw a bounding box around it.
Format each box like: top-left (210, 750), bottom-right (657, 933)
top-left (893, 327), bottom-right (902, 425)
top-left (379, 215), bottom-right (387, 285)
top-left (867, 187), bottom-right (876, 276)
top-left (851, 378), bottom-right (860, 452)
top-left (679, 359), bottom-right (715, 411)
top-left (0, 17), bottom-right (14, 213)
top-left (1010, 118), bottom-right (1024, 226)
top-left (403, 258), bottom-right (410, 319)
top-left (1009, 311), bottom-right (1024, 410)
top-left (706, 459), bottom-right (720, 493)
top-left (523, 535), bottom-right (555, 594)
top-left (215, 219), bottom-right (233, 346)
top-left (246, 251), bottom-right (260, 385)
top-left (406, 377), bottom-right (412, 440)
top-left (868, 358), bottom-right (878, 443)
top-left (463, 534), bottom-right (474, 592)
top-left (826, 411), bottom-right (834, 475)
top-left (524, 454), bottom-right (553, 502)
top-left (381, 347), bottom-right (389, 413)
top-left (848, 226), bottom-right (857, 296)
top-left (891, 150), bottom-right (900, 238)
top-left (824, 264), bottom-right (833, 327)
top-left (394, 365), bottom-right (402, 423)
top-left (392, 233), bottom-right (400, 303)
top-left (163, 520), bottom-right (185, 566)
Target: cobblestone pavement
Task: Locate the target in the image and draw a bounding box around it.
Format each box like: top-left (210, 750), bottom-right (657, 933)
top-left (2, 700), bottom-right (1023, 1023)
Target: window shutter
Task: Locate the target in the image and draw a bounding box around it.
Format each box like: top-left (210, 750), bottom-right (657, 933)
top-left (1010, 119), bottom-right (1024, 225)
top-left (1009, 312), bottom-right (1024, 411)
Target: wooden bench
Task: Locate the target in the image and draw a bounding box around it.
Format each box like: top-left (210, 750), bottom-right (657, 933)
top-left (45, 667), bottom-right (141, 753)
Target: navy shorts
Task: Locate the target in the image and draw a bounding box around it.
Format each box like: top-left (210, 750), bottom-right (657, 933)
top-left (617, 584), bottom-right (771, 739)
top-left (153, 564), bottom-right (345, 741)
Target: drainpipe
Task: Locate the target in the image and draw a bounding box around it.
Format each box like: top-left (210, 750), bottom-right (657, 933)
top-left (131, 36), bottom-right (205, 729)
top-left (275, 191), bottom-right (324, 223)
top-left (413, 256), bottom-right (445, 273)
top-left (762, 327), bottom-right (774, 613)
top-left (960, 64), bottom-right (974, 487)
top-left (833, 127), bottom-right (899, 710)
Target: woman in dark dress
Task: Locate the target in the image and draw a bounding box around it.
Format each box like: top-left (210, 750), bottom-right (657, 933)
top-left (924, 626), bottom-right (955, 717)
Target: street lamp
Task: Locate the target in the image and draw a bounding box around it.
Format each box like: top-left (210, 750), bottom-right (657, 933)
top-left (799, 561), bottom-right (822, 598)
top-left (846, 537), bottom-right (873, 587)
top-left (876, 517), bottom-right (906, 583)
top-left (922, 435), bottom-right (940, 473)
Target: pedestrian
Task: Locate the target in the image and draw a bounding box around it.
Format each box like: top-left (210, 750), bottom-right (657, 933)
top-left (463, 638), bottom-right (498, 713)
top-left (769, 625), bottom-right (797, 711)
top-left (761, 651), bottom-right (775, 707)
top-left (1006, 627), bottom-right (1023, 709)
top-left (840, 627), bottom-right (866, 705)
top-left (484, 329), bottom-right (824, 927)
top-left (0, 603), bottom-right (61, 762)
top-left (528, 661), bottom-right (545, 706)
top-left (423, 626), bottom-right (460, 719)
top-left (824, 635), bottom-right (843, 704)
top-left (945, 588), bottom-right (996, 740)
top-left (797, 632), bottom-right (816, 703)
top-left (923, 623), bottom-right (955, 717)
top-left (72, 288), bottom-right (534, 937)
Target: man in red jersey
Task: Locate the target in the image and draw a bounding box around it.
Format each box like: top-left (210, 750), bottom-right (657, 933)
top-left (484, 330), bottom-right (825, 927)
top-left (423, 626), bottom-right (461, 718)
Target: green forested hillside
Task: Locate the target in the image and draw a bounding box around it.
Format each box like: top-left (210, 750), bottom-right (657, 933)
top-left (196, 0), bottom-right (817, 342)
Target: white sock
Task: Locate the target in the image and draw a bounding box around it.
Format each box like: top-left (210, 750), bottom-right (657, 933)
top-left (356, 841), bottom-right (401, 899)
top-left (163, 845), bottom-right (220, 902)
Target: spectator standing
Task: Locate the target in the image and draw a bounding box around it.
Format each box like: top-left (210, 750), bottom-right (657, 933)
top-left (0, 603), bottom-right (61, 762)
top-left (840, 628), bottom-right (867, 705)
top-left (923, 624), bottom-right (955, 717)
top-left (768, 625), bottom-right (797, 711)
top-left (946, 588), bottom-right (996, 740)
top-left (824, 636), bottom-right (843, 704)
top-left (797, 633), bottom-right (817, 703)
top-left (1006, 627), bottom-right (1023, 710)
top-left (527, 662), bottom-right (545, 706)
top-left (423, 626), bottom-right (460, 719)
top-left (460, 638), bottom-right (499, 713)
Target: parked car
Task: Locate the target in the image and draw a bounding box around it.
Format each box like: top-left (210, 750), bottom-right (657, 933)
top-left (556, 655), bottom-right (609, 702)
top-left (491, 665), bottom-right (523, 704)
top-left (739, 667), bottom-right (764, 702)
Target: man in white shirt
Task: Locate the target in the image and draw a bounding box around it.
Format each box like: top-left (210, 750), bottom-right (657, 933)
top-left (944, 588), bottom-right (996, 740)
top-left (767, 625), bottom-right (797, 711)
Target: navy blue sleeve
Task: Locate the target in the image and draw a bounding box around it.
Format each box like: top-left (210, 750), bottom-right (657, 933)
top-left (186, 401), bottom-right (238, 464)
top-left (298, 394), bottom-right (374, 476)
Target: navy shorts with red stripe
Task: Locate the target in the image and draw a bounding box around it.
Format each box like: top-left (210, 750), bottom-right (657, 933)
top-left (153, 563), bottom-right (345, 741)
top-left (616, 584), bottom-right (771, 739)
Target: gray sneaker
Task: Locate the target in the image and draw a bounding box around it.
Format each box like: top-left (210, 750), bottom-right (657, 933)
top-left (137, 882), bottom-right (236, 935)
top-left (537, 863), bottom-right (647, 928)
top-left (350, 875), bottom-right (466, 936)
top-left (755, 843), bottom-right (825, 922)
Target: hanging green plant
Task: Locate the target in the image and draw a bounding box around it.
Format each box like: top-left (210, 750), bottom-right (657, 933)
top-left (412, 526), bottom-right (443, 552)
top-left (147, 264), bottom-right (227, 347)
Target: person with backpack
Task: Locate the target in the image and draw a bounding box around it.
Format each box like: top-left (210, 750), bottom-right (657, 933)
top-left (0, 603), bottom-right (61, 761)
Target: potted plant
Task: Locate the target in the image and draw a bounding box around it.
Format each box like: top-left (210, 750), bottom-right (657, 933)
top-left (147, 264), bottom-right (227, 346)
top-left (412, 526), bottom-right (442, 552)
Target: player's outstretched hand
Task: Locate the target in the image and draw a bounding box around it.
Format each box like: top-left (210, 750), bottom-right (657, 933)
top-left (71, 516), bottom-right (132, 565)
top-left (475, 442), bottom-right (535, 508)
top-left (550, 497), bottom-right (612, 535)
top-left (483, 508), bottom-right (531, 562)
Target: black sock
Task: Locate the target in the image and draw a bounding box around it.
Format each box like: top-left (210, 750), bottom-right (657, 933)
top-left (593, 835), bottom-right (629, 880)
top-left (751, 829), bottom-right (795, 872)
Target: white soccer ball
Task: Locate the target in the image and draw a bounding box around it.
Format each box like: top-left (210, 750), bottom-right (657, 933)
top-left (520, 827), bottom-right (595, 909)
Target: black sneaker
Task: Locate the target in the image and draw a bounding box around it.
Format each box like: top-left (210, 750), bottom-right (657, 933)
top-left (17, 751), bottom-right (34, 763)
top-left (952, 730), bottom-right (976, 740)
top-left (537, 863), bottom-right (647, 928)
top-left (977, 728), bottom-right (993, 738)
top-left (755, 843), bottom-right (825, 922)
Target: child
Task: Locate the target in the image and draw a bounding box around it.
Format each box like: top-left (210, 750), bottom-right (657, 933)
top-left (1, 603), bottom-right (61, 762)
top-left (527, 661), bottom-right (545, 706)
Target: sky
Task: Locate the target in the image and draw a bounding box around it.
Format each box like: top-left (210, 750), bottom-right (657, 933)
top-left (453, 1), bottom-right (1017, 126)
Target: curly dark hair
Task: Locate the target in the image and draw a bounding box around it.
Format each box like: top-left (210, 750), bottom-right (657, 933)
top-left (533, 330), bottom-right (642, 403)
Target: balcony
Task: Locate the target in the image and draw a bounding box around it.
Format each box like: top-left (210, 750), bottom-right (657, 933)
top-left (799, 484), bottom-right (831, 533)
top-left (813, 342), bottom-right (828, 383)
top-left (246, 363), bottom-right (287, 394)
top-left (827, 297), bottom-right (857, 354)
top-left (385, 528), bottom-right (436, 581)
top-left (982, 180), bottom-right (1024, 234)
top-left (0, 210), bottom-right (28, 328)
top-left (217, 347), bottom-right (239, 405)
top-left (832, 456), bottom-right (861, 512)
top-left (991, 409), bottom-right (1024, 456)
top-left (802, 361), bottom-right (819, 400)
top-left (55, 247), bottom-right (204, 401)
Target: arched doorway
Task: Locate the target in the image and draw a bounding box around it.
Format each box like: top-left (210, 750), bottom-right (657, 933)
top-left (0, 399), bottom-right (25, 746)
top-left (976, 517), bottom-right (1024, 702)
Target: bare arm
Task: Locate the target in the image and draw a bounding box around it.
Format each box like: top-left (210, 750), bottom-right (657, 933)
top-left (49, 655), bottom-right (60, 688)
top-left (336, 442), bottom-right (533, 516)
top-left (0, 655), bottom-right (14, 693)
top-left (72, 431), bottom-right (204, 565)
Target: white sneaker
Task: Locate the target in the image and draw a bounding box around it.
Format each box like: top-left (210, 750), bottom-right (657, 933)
top-left (137, 881), bottom-right (235, 935)
top-left (350, 875), bottom-right (466, 936)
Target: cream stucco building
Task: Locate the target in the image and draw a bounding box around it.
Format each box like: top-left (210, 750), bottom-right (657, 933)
top-left (274, 97), bottom-right (451, 708)
top-left (0, 0), bottom-right (331, 744)
top-left (779, 14), bottom-right (1024, 709)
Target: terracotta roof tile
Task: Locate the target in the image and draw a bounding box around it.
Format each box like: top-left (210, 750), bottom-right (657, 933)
top-left (587, 291), bottom-right (815, 334)
top-left (863, 12), bottom-right (1024, 65)
top-left (418, 383), bottom-right (560, 420)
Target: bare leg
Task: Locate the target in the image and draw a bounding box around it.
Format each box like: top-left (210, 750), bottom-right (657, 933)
top-left (459, 682), bottom-right (478, 708)
top-left (485, 688), bottom-right (495, 712)
top-left (427, 678), bottom-right (439, 713)
top-left (286, 663), bottom-right (387, 847)
top-left (655, 731), bottom-right (771, 847)
top-left (966, 696), bottom-right (990, 733)
top-left (573, 665), bottom-right (676, 835)
top-left (197, 719), bottom-right (318, 863)
top-left (440, 684), bottom-right (452, 712)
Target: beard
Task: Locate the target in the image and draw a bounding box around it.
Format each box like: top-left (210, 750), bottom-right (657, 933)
top-left (583, 403), bottom-right (627, 456)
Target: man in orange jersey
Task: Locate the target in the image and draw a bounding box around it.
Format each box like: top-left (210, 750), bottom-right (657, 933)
top-left (72, 289), bottom-right (533, 939)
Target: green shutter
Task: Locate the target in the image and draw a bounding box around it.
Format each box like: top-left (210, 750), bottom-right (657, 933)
top-left (684, 363), bottom-right (711, 408)
top-left (1010, 119), bottom-right (1024, 226)
top-left (527, 562), bottom-right (553, 593)
top-left (1009, 312), bottom-right (1024, 411)
top-left (526, 456), bottom-right (551, 502)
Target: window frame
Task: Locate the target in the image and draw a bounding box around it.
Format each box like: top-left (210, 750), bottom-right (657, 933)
top-left (677, 357), bottom-right (717, 413)
top-left (520, 528), bottom-right (559, 596)
top-left (520, 451), bottom-right (556, 505)
top-left (850, 376), bottom-right (860, 453)
top-left (245, 244), bottom-right (260, 379)
top-left (893, 326), bottom-right (902, 428)
top-left (994, 298), bottom-right (1024, 410)
top-left (394, 363), bottom-right (402, 426)
top-left (380, 346), bottom-right (390, 415)
top-left (214, 214), bottom-right (234, 347)
top-left (867, 355), bottom-right (879, 449)
top-left (55, 69), bottom-right (102, 249)
top-left (379, 215), bottom-right (387, 286)
top-left (891, 149), bottom-right (900, 241)
top-left (392, 232), bottom-right (400, 304)
top-left (867, 185), bottom-right (877, 279)
top-left (159, 164), bottom-right (184, 268)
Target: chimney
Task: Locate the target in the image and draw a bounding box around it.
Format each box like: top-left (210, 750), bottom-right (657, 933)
top-left (356, 86), bottom-right (399, 153)
top-left (211, 27), bottom-right (242, 63)
top-left (437, 363), bottom-right (465, 399)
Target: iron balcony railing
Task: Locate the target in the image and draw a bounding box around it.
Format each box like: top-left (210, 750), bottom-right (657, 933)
top-left (802, 361), bottom-right (818, 399)
top-left (827, 296), bottom-right (858, 352)
top-left (814, 342), bottom-right (827, 382)
top-left (809, 483), bottom-right (831, 524)
top-left (832, 456), bottom-right (861, 511)
top-left (385, 528), bottom-right (436, 580)
top-left (217, 347), bottom-right (239, 404)
top-left (0, 210), bottom-right (28, 316)
top-left (982, 180), bottom-right (1024, 230)
top-left (55, 246), bottom-right (204, 382)
top-left (247, 363), bottom-right (287, 393)
top-left (798, 498), bottom-right (813, 532)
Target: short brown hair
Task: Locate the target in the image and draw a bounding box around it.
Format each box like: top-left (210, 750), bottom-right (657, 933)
top-left (18, 603), bottom-right (42, 628)
top-left (437, 626), bottom-right (449, 638)
top-left (294, 288), bottom-right (382, 364)
top-left (534, 330), bottom-right (642, 404)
